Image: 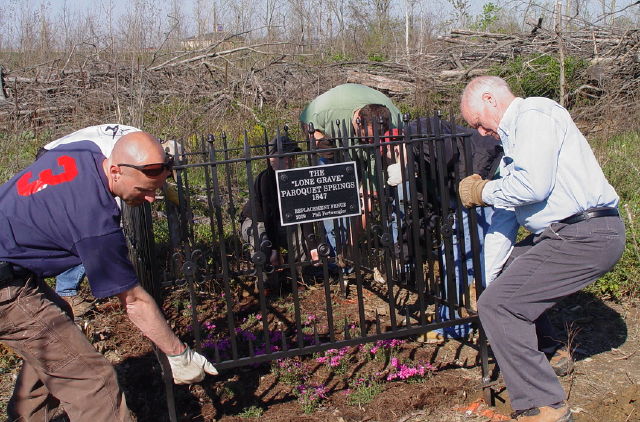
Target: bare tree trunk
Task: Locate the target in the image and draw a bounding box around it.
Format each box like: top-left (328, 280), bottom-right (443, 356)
top-left (599, 0), bottom-right (607, 25)
top-left (405, 0), bottom-right (410, 57)
top-left (555, 0), bottom-right (566, 106)
top-left (611, 0), bottom-right (617, 26)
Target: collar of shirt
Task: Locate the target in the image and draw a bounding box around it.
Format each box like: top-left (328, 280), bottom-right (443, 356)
top-left (497, 97), bottom-right (523, 151)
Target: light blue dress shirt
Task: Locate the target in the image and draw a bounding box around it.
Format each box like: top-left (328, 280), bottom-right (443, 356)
top-left (481, 97), bottom-right (619, 234)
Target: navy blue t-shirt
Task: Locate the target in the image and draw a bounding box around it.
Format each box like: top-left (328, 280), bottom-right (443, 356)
top-left (0, 141), bottom-right (139, 298)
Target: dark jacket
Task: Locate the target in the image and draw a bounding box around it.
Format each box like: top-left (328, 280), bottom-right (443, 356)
top-left (405, 117), bottom-right (502, 182)
top-left (241, 166), bottom-right (317, 255)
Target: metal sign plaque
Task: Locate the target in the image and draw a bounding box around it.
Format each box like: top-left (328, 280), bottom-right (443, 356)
top-left (276, 161), bottom-right (362, 226)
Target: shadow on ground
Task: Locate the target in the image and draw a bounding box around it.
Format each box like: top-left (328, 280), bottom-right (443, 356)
top-left (549, 291), bottom-right (627, 360)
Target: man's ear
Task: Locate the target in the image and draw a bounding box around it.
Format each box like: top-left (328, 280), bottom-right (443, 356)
top-left (352, 109), bottom-right (363, 127)
top-left (481, 92), bottom-right (497, 107)
top-left (109, 164), bottom-right (121, 181)
top-left (313, 130), bottom-right (327, 140)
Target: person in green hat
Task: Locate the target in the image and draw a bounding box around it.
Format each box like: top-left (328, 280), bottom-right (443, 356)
top-left (299, 83), bottom-right (401, 256)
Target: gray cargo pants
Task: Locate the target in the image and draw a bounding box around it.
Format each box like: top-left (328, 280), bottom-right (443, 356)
top-left (1, 275), bottom-right (131, 421)
top-left (477, 215), bottom-right (625, 411)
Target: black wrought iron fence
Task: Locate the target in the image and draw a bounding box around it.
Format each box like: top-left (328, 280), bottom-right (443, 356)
top-left (122, 203), bottom-right (179, 421)
top-left (124, 113), bottom-right (493, 418)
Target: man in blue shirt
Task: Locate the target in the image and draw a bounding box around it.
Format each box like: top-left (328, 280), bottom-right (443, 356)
top-left (0, 132), bottom-right (216, 421)
top-left (458, 76), bottom-right (624, 422)
top-left (40, 124), bottom-right (182, 318)
top-left (42, 123), bottom-right (142, 316)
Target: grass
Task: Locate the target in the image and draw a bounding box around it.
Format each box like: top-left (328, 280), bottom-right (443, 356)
top-left (346, 376), bottom-right (384, 407)
top-left (490, 53), bottom-right (590, 103)
top-left (0, 130), bottom-right (53, 183)
top-left (238, 405), bottom-right (264, 418)
top-left (0, 345), bottom-right (21, 375)
top-left (588, 131), bottom-right (640, 298)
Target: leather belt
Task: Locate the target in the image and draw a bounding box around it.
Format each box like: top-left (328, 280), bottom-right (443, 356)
top-left (559, 207), bottom-right (619, 225)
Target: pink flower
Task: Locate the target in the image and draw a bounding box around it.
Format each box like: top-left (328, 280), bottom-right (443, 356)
top-left (386, 360), bottom-right (434, 381)
top-left (330, 356), bottom-right (342, 367)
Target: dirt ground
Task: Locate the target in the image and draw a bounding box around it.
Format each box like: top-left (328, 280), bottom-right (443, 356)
top-left (1, 287), bottom-right (638, 422)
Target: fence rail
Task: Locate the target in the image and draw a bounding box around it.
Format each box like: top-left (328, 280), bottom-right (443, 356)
top-left (124, 113), bottom-right (492, 418)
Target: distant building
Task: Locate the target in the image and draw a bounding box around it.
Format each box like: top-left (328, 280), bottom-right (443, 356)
top-left (181, 27), bottom-right (246, 50)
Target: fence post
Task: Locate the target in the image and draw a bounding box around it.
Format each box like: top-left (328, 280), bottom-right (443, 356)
top-left (121, 203), bottom-right (178, 422)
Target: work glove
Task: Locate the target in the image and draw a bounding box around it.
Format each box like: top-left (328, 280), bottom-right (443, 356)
top-left (167, 345), bottom-right (218, 384)
top-left (386, 163), bottom-right (403, 187)
top-left (458, 174), bottom-right (489, 208)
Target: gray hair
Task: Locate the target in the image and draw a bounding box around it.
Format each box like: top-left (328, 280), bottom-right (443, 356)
top-left (461, 76), bottom-right (513, 107)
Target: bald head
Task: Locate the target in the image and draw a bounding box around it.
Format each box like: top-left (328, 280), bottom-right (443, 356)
top-left (103, 131), bottom-right (169, 206)
top-left (460, 76), bottom-right (516, 140)
top-left (110, 131), bottom-right (165, 166)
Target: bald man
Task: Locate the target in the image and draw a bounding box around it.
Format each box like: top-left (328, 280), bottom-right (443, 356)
top-left (0, 131), bottom-right (216, 421)
top-left (458, 76), bottom-right (624, 422)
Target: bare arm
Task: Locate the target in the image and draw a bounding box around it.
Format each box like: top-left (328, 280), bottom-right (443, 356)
top-left (117, 285), bottom-right (185, 356)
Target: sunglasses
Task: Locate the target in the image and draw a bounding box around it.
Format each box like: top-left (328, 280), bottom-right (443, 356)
top-left (118, 155), bottom-right (174, 177)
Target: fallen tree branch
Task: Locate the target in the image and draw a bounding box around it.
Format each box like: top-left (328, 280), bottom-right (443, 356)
top-left (148, 42), bottom-right (297, 71)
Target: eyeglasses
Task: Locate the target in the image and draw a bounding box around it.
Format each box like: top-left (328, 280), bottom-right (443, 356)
top-left (118, 155), bottom-right (174, 177)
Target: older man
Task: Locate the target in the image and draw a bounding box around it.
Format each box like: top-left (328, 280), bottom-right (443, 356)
top-left (0, 132), bottom-right (216, 421)
top-left (458, 76), bottom-right (624, 422)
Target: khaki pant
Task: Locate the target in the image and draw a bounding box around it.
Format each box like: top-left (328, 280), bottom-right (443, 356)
top-left (0, 276), bottom-right (131, 422)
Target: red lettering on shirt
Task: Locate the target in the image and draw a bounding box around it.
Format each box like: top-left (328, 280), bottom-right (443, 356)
top-left (17, 155), bottom-right (79, 196)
